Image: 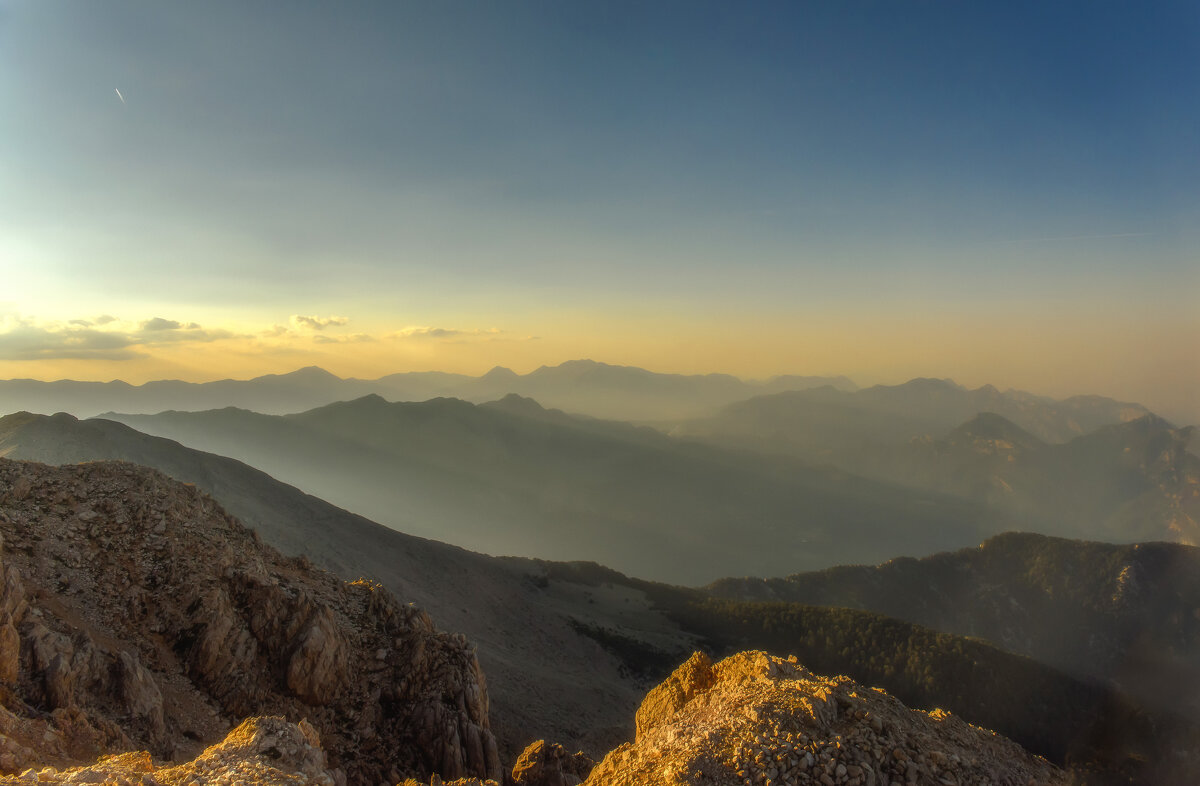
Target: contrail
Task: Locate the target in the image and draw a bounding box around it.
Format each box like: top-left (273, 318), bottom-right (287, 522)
top-left (114, 88), bottom-right (126, 105)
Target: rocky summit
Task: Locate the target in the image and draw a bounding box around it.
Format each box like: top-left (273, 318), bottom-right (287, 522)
top-left (0, 716), bottom-right (337, 785)
top-left (583, 650), bottom-right (1065, 786)
top-left (0, 458), bottom-right (501, 784)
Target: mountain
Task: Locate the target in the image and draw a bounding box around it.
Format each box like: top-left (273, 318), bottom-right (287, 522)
top-left (0, 361), bottom-right (856, 421)
top-left (0, 411), bottom-right (675, 760)
top-left (0, 457), bottom-right (500, 783)
top-left (708, 531), bottom-right (1200, 723)
top-left (95, 396), bottom-right (997, 584)
top-left (675, 377), bottom-right (1153, 455)
top-left (894, 414), bottom-right (1200, 543)
top-left (675, 382), bottom-right (1191, 545)
top-left (1, 425), bottom-right (1193, 782)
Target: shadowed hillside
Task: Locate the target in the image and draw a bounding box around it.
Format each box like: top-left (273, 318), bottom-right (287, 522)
top-left (96, 397), bottom-right (996, 584)
top-left (709, 532), bottom-right (1200, 723)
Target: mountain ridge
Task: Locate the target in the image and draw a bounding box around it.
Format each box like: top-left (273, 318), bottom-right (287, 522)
top-left (94, 398), bottom-right (998, 584)
top-left (0, 361), bottom-right (857, 422)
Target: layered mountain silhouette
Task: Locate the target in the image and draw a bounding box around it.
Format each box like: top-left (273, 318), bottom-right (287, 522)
top-left (0, 360), bottom-right (855, 421)
top-left (894, 414), bottom-right (1200, 543)
top-left (674, 381), bottom-right (1194, 544)
top-left (675, 377), bottom-right (1153, 451)
top-left (90, 395), bottom-right (996, 584)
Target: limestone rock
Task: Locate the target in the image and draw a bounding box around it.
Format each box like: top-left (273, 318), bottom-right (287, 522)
top-left (0, 716), bottom-right (336, 785)
top-left (0, 458), bottom-right (501, 783)
top-left (584, 650), bottom-right (1067, 786)
top-left (511, 739), bottom-right (594, 786)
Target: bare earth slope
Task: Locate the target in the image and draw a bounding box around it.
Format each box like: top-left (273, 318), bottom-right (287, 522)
top-left (0, 458), bottom-right (501, 783)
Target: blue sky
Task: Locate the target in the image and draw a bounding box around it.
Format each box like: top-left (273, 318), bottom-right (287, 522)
top-left (0, 1), bottom-right (1196, 420)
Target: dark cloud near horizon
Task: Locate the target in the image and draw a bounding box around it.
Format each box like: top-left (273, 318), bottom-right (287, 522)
top-left (0, 323), bottom-right (142, 361)
top-left (0, 318), bottom-right (239, 361)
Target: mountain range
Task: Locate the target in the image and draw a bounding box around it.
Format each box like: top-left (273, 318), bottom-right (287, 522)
top-left (92, 395), bottom-right (997, 584)
top-left (673, 380), bottom-right (1197, 544)
top-left (673, 376), bottom-right (1155, 448)
top-left (709, 531), bottom-right (1200, 723)
top-left (3, 413), bottom-right (1199, 782)
top-left (0, 360), bottom-right (855, 421)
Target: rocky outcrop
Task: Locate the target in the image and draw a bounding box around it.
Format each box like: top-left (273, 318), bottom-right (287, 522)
top-left (0, 716), bottom-right (336, 785)
top-left (510, 740), bottom-right (594, 786)
top-left (0, 458), bottom-right (502, 783)
top-left (584, 650), bottom-right (1067, 786)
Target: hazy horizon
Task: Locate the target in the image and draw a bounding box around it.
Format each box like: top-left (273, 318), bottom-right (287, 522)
top-left (2, 2), bottom-right (1196, 423)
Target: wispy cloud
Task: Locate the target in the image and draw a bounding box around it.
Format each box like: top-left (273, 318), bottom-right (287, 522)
top-left (0, 316), bottom-right (239, 361)
top-left (313, 333), bottom-right (375, 344)
top-left (290, 314), bottom-right (349, 331)
top-left (387, 326), bottom-right (503, 340)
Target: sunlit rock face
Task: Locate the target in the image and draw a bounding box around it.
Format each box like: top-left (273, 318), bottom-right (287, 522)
top-left (0, 458), bottom-right (502, 784)
top-left (4, 716), bottom-right (338, 785)
top-left (584, 650), bottom-right (1067, 786)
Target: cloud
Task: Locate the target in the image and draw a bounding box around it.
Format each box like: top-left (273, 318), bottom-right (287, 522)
top-left (290, 315), bottom-right (350, 331)
top-left (388, 326), bottom-right (503, 340)
top-left (141, 317), bottom-right (201, 331)
top-left (94, 315), bottom-right (118, 325)
top-left (0, 315), bottom-right (239, 361)
top-left (313, 333), bottom-right (375, 344)
top-left (0, 319), bottom-right (141, 361)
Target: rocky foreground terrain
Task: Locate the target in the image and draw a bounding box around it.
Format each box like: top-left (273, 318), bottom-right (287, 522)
top-left (22, 649), bottom-right (1065, 786)
top-left (583, 650), bottom-right (1065, 786)
top-left (0, 716), bottom-right (338, 785)
top-left (0, 458), bottom-right (501, 784)
top-left (398, 651), bottom-right (1066, 786)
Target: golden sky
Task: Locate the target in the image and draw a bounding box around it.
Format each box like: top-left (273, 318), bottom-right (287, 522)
top-left (2, 2), bottom-right (1197, 424)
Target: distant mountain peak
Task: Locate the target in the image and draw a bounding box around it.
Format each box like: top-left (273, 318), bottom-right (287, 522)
top-left (302, 393), bottom-right (391, 416)
top-left (341, 393), bottom-right (390, 408)
top-left (481, 393), bottom-right (550, 419)
top-left (902, 377), bottom-right (963, 391)
top-left (255, 366), bottom-right (342, 383)
top-left (480, 365), bottom-right (519, 380)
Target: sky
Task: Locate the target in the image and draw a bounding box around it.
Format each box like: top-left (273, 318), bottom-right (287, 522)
top-left (1, 1), bottom-right (1197, 422)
